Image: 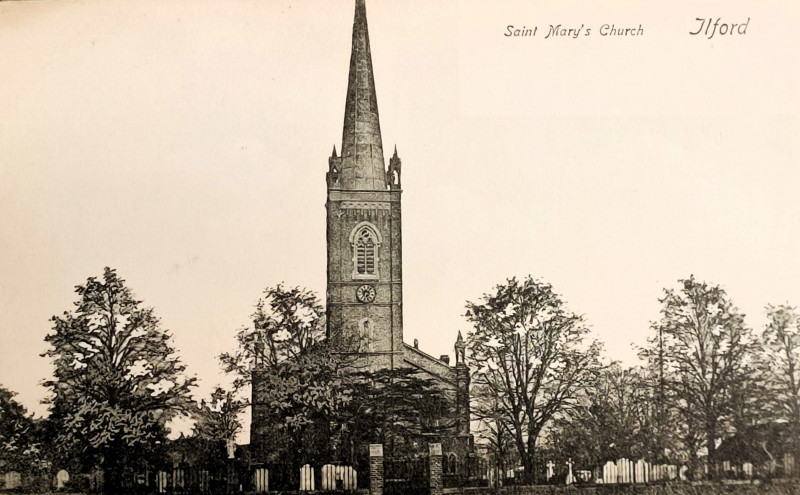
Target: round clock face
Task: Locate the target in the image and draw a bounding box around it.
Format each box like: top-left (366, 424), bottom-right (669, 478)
top-left (356, 284), bottom-right (376, 303)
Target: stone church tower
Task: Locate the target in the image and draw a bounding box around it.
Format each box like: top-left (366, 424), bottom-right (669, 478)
top-left (324, 0), bottom-right (473, 456)
top-left (252, 0), bottom-right (473, 462)
top-left (325, 0), bottom-right (403, 371)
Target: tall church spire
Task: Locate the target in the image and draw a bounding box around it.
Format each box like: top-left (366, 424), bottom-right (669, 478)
top-left (339, 0), bottom-right (386, 190)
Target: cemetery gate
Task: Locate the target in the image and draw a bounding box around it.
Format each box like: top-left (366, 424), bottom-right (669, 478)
top-left (384, 456), bottom-right (430, 495)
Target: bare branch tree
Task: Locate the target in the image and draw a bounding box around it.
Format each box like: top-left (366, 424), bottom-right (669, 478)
top-left (640, 275), bottom-right (756, 478)
top-left (466, 276), bottom-right (603, 484)
top-left (759, 304), bottom-right (800, 461)
top-left (548, 363), bottom-right (661, 467)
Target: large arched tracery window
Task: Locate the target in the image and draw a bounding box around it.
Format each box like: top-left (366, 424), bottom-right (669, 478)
top-left (350, 222), bottom-right (381, 280)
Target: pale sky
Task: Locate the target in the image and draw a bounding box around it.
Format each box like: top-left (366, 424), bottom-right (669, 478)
top-left (1, 0), bottom-right (798, 440)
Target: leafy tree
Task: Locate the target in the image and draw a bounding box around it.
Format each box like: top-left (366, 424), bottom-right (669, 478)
top-left (230, 284), bottom-right (450, 466)
top-left (164, 388), bottom-right (248, 486)
top-left (42, 268), bottom-right (195, 492)
top-left (640, 276), bottom-right (756, 478)
top-left (220, 284), bottom-right (326, 391)
top-left (758, 304), bottom-right (800, 460)
top-left (465, 276), bottom-right (603, 484)
top-left (225, 285), bottom-right (351, 464)
top-left (0, 386), bottom-right (42, 473)
top-left (546, 363), bottom-right (667, 469)
top-left (251, 340), bottom-right (353, 464)
top-left (335, 368), bottom-right (454, 458)
top-left (193, 387), bottom-right (246, 444)
top-left (471, 385), bottom-right (516, 486)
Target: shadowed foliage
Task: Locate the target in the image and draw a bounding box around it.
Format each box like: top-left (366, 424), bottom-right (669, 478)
top-left (0, 385), bottom-right (43, 475)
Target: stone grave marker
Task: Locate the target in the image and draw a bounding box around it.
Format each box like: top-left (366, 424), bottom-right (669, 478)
top-left (299, 464), bottom-right (314, 491)
top-left (55, 469), bottom-right (70, 490)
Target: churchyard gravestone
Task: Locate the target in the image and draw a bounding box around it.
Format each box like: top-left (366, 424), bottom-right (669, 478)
top-left (253, 467), bottom-right (268, 493)
top-left (634, 459), bottom-right (649, 483)
top-left (321, 465), bottom-right (357, 491)
top-left (55, 469), bottom-right (70, 490)
top-left (5, 472), bottom-right (21, 490)
top-left (603, 461), bottom-right (616, 483)
top-left (300, 464), bottom-right (314, 491)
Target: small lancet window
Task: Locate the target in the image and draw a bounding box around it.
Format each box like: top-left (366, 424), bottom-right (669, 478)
top-left (359, 318), bottom-right (374, 351)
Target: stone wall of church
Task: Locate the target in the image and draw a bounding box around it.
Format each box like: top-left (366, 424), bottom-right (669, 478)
top-left (402, 344), bottom-right (473, 458)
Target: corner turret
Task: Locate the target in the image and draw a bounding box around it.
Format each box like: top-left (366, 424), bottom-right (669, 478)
top-left (454, 330), bottom-right (471, 437)
top-left (455, 330), bottom-right (466, 366)
top-left (387, 145), bottom-right (401, 189)
top-left (327, 145), bottom-right (341, 187)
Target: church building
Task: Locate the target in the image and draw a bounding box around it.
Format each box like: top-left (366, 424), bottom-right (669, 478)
top-left (253, 0), bottom-right (472, 461)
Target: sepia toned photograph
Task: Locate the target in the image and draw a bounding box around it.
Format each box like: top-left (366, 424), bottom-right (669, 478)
top-left (1, 0), bottom-right (798, 493)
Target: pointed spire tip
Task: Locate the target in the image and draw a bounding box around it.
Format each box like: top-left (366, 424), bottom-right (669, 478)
top-left (339, 0), bottom-right (385, 190)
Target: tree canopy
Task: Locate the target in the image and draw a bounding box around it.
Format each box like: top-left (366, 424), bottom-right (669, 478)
top-left (234, 284), bottom-right (452, 464)
top-left (466, 276), bottom-right (603, 483)
top-left (193, 386), bottom-right (246, 444)
top-left (639, 275), bottom-right (756, 476)
top-left (0, 386), bottom-right (41, 473)
top-left (220, 284), bottom-right (326, 391)
top-left (757, 304), bottom-right (800, 459)
top-left (42, 268), bottom-right (195, 489)
top-left (229, 285), bottom-right (348, 464)
top-left (335, 367), bottom-right (455, 458)
top-left (546, 363), bottom-right (662, 468)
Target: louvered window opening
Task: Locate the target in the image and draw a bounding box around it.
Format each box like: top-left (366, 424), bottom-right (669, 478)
top-left (357, 230), bottom-right (376, 275)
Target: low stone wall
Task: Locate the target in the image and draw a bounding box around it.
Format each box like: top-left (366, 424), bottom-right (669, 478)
top-left (443, 481), bottom-right (800, 495)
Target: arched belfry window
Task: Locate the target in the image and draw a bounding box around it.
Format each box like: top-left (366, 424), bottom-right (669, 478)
top-left (357, 229), bottom-right (376, 274)
top-left (349, 222), bottom-right (382, 280)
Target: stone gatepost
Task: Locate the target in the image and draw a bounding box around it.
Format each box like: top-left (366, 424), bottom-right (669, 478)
top-left (369, 444), bottom-right (384, 495)
top-left (429, 443), bottom-right (443, 495)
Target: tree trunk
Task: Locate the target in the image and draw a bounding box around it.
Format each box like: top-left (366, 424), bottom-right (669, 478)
top-left (511, 425), bottom-right (529, 485)
top-left (523, 431), bottom-right (539, 485)
top-left (102, 447), bottom-right (122, 495)
top-left (793, 421), bottom-right (800, 478)
top-left (522, 453), bottom-right (536, 485)
top-left (706, 425), bottom-right (717, 481)
top-left (496, 425), bottom-right (505, 487)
